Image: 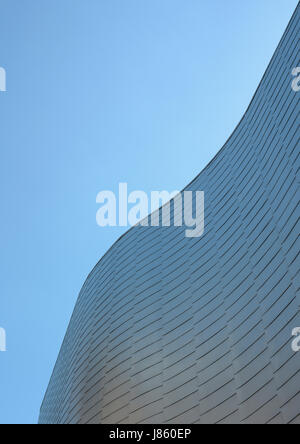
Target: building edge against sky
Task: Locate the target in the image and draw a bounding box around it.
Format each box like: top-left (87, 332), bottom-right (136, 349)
top-left (39, 5), bottom-right (300, 424)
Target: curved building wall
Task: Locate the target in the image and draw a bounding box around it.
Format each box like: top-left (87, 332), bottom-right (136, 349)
top-left (39, 6), bottom-right (300, 425)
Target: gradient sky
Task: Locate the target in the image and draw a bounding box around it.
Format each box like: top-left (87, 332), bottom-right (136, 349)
top-left (0, 0), bottom-right (298, 424)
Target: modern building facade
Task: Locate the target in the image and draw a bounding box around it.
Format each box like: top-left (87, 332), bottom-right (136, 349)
top-left (39, 6), bottom-right (300, 425)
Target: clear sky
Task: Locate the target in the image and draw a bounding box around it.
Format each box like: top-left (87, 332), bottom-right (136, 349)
top-left (0, 0), bottom-right (298, 424)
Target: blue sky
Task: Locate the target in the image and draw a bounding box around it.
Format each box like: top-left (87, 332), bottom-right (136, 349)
top-left (0, 0), bottom-right (298, 424)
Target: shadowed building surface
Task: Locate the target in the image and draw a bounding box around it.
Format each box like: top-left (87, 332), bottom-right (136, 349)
top-left (39, 5), bottom-right (300, 425)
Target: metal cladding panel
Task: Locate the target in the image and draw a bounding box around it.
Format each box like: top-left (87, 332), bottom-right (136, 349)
top-left (39, 6), bottom-right (300, 425)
